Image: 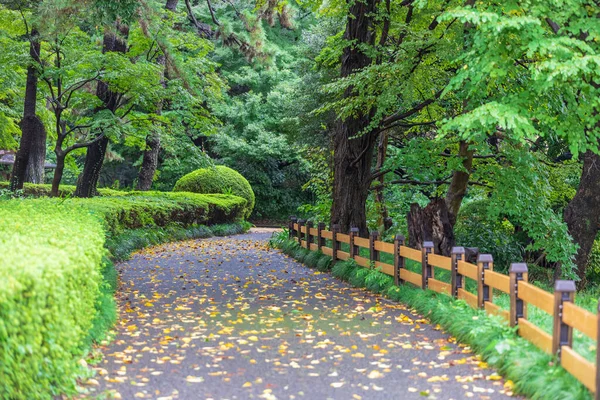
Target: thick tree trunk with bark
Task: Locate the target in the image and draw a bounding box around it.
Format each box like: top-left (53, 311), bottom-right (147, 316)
top-left (407, 198), bottom-right (455, 255)
top-left (330, 0), bottom-right (379, 235)
top-left (25, 123), bottom-right (47, 183)
top-left (137, 133), bottom-right (160, 190)
top-left (75, 25), bottom-right (129, 198)
top-left (75, 137), bottom-right (109, 197)
top-left (10, 30), bottom-right (42, 191)
top-left (564, 150), bottom-right (600, 284)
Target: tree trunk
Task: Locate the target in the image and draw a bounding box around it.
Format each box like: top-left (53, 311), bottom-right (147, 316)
top-left (75, 24), bottom-right (129, 198)
top-left (407, 198), bottom-right (455, 255)
top-left (406, 141), bottom-right (473, 254)
top-left (10, 30), bottom-right (42, 191)
top-left (374, 131), bottom-right (392, 231)
top-left (445, 140), bottom-right (474, 225)
top-left (564, 150), bottom-right (600, 284)
top-left (330, 0), bottom-right (380, 235)
top-left (137, 48), bottom-right (167, 191)
top-left (51, 153), bottom-right (66, 197)
top-left (136, 133), bottom-right (160, 190)
top-left (166, 0), bottom-right (179, 11)
top-left (25, 123), bottom-right (47, 183)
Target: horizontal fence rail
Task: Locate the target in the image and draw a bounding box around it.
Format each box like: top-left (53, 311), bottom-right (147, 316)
top-left (288, 218), bottom-right (600, 398)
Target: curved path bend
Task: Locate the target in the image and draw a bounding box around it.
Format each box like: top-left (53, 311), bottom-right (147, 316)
top-left (91, 230), bottom-right (516, 400)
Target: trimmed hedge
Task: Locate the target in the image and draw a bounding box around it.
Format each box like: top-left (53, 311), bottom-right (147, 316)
top-left (173, 166), bottom-right (255, 218)
top-left (77, 192), bottom-right (247, 235)
top-left (0, 192), bottom-right (247, 399)
top-left (0, 202), bottom-right (105, 399)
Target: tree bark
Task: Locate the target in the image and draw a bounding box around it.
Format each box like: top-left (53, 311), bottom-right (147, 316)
top-left (330, 0), bottom-right (380, 235)
top-left (25, 123), bottom-right (47, 183)
top-left (51, 152), bottom-right (66, 197)
top-left (136, 133), bottom-right (160, 190)
top-left (445, 140), bottom-right (474, 225)
top-left (10, 29), bottom-right (42, 191)
top-left (564, 150), bottom-right (600, 284)
top-left (75, 24), bottom-right (129, 198)
top-left (407, 198), bottom-right (455, 255)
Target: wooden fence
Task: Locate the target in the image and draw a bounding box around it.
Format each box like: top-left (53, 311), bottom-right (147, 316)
top-left (289, 218), bottom-right (600, 397)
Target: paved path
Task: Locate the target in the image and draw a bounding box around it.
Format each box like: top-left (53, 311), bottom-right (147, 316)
top-left (91, 231), bottom-right (516, 399)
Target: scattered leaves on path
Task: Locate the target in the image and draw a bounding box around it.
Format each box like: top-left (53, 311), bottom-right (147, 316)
top-left (83, 235), bottom-right (515, 399)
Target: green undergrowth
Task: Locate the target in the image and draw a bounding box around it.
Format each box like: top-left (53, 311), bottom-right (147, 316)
top-left (86, 257), bottom-right (118, 348)
top-left (271, 234), bottom-right (591, 400)
top-left (107, 221), bottom-right (252, 261)
top-left (0, 181), bottom-right (123, 197)
top-left (0, 193), bottom-right (248, 399)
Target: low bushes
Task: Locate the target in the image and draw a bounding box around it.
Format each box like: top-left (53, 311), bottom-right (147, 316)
top-left (173, 165), bottom-right (255, 218)
top-left (0, 192), bottom-right (248, 399)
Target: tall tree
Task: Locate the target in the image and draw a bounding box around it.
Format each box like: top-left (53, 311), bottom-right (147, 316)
top-left (330, 0), bottom-right (380, 235)
top-left (136, 0), bottom-right (174, 191)
top-left (9, 25), bottom-right (44, 190)
top-left (74, 23), bottom-right (129, 197)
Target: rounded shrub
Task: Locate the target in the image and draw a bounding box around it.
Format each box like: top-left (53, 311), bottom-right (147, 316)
top-left (173, 166), bottom-right (255, 218)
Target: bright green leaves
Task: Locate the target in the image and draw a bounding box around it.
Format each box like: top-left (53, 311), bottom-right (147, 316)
top-left (443, 1), bottom-right (600, 156)
top-left (441, 102), bottom-right (538, 143)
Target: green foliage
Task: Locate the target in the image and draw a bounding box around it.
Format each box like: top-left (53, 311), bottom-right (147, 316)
top-left (0, 201), bottom-right (105, 399)
top-left (85, 257), bottom-right (117, 347)
top-left (586, 239), bottom-right (600, 285)
top-left (454, 200), bottom-right (524, 273)
top-left (0, 182), bottom-right (123, 197)
top-left (173, 165), bottom-right (255, 218)
top-left (106, 221), bottom-right (251, 261)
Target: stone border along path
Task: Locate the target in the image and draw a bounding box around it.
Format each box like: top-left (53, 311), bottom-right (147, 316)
top-left (87, 229), bottom-right (518, 399)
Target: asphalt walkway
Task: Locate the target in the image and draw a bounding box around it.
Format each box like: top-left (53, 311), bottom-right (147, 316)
top-left (91, 230), bottom-right (516, 399)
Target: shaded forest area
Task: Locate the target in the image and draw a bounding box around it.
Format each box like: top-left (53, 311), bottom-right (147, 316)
top-left (2, 0), bottom-right (600, 287)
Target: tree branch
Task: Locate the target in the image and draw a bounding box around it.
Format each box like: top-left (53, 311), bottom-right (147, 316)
top-left (64, 130), bottom-right (106, 154)
top-left (382, 90), bottom-right (443, 127)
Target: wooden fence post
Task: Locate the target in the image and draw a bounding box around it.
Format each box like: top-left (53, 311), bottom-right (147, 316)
top-left (370, 231), bottom-right (379, 265)
top-left (306, 221), bottom-right (314, 249)
top-left (394, 234), bottom-right (405, 286)
top-left (332, 224), bottom-right (340, 262)
top-left (509, 263), bottom-right (528, 328)
top-left (317, 222), bottom-right (325, 251)
top-left (477, 254), bottom-right (493, 308)
top-left (421, 241), bottom-right (434, 289)
top-left (349, 227), bottom-right (359, 259)
top-left (297, 219), bottom-right (305, 246)
top-left (289, 216), bottom-right (297, 239)
top-left (451, 247), bottom-right (465, 298)
top-left (552, 280), bottom-right (576, 359)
